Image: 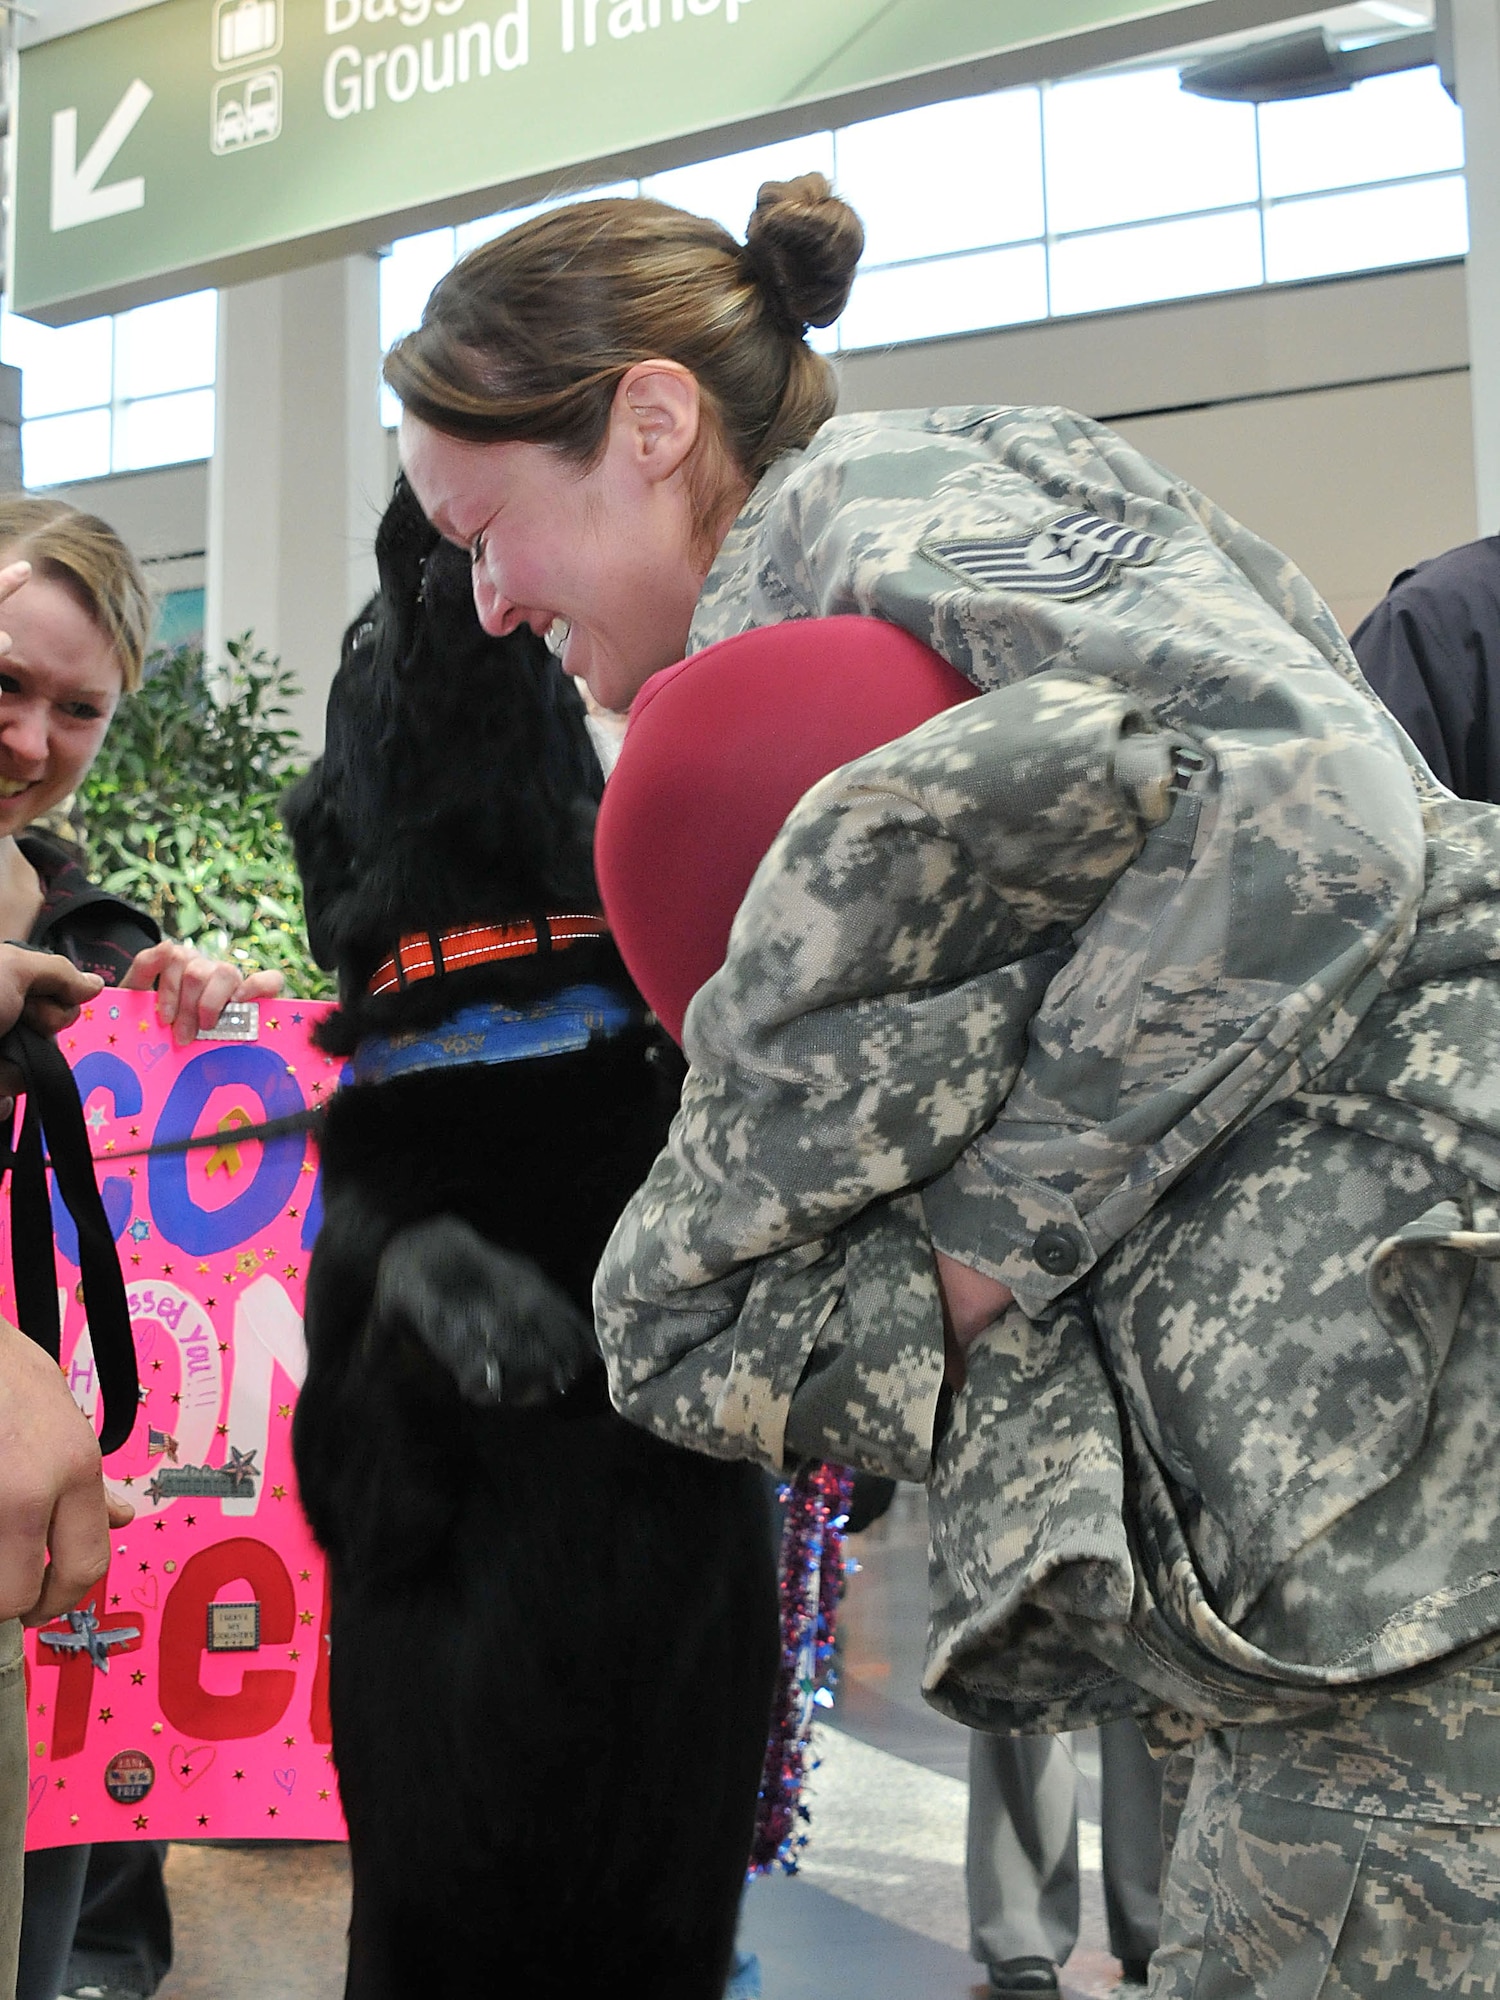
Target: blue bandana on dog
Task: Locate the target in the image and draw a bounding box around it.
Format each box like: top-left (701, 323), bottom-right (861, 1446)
top-left (350, 986), bottom-right (640, 1088)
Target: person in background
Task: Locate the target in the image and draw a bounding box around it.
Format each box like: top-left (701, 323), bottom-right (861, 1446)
top-left (966, 1723), bottom-right (1159, 2000)
top-left (1350, 532), bottom-right (1500, 801)
top-left (0, 500), bottom-right (283, 2000)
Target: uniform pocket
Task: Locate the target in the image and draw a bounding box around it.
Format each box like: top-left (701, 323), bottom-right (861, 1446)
top-left (1156, 1734), bottom-right (1366, 2000)
top-left (1325, 1818), bottom-right (1500, 1997)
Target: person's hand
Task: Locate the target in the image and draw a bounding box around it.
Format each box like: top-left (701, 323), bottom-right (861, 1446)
top-left (0, 944), bottom-right (105, 1114)
top-left (934, 1249), bottom-right (1015, 1392)
top-left (935, 1250), bottom-right (1015, 1344)
top-left (0, 557), bottom-right (32, 654)
top-left (121, 941), bottom-right (285, 1045)
top-left (0, 1316), bottom-right (116, 1625)
top-left (0, 943), bottom-right (102, 1042)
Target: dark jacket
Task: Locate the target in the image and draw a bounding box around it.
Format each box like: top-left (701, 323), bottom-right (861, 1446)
top-left (19, 831), bottom-right (159, 977)
top-left (1351, 535), bottom-right (1500, 802)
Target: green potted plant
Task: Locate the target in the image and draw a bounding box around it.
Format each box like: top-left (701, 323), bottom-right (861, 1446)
top-left (76, 635), bottom-right (332, 998)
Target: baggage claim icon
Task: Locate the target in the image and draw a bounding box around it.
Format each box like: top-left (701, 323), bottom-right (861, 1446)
top-left (210, 0), bottom-right (283, 157)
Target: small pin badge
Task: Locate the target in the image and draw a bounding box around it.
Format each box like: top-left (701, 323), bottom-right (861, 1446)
top-left (103, 1750), bottom-right (155, 1806)
top-left (197, 1002), bottom-right (260, 1042)
top-left (146, 1445), bottom-right (260, 1506)
top-left (206, 1602), bottom-right (262, 1653)
top-left (921, 511), bottom-right (1163, 600)
top-left (37, 1604), bottom-right (139, 1674)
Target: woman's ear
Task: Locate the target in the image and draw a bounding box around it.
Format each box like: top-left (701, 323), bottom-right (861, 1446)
top-left (612, 361), bottom-right (701, 483)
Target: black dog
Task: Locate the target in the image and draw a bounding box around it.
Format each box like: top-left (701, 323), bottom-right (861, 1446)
top-left (283, 479), bottom-right (778, 1998)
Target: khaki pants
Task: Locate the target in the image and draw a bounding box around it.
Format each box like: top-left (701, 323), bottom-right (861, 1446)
top-left (967, 1721), bottom-right (1162, 1973)
top-left (0, 1620), bottom-right (26, 2000)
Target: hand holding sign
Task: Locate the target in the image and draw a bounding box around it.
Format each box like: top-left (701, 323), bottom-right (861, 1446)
top-left (120, 941), bottom-right (284, 1047)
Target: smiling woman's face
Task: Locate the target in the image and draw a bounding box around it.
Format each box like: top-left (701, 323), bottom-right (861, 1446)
top-left (399, 380), bottom-right (717, 716)
top-left (0, 569), bottom-right (122, 837)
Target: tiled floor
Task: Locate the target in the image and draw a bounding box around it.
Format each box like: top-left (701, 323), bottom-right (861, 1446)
top-left (805, 1485), bottom-right (1130, 2000)
top-left (152, 1486), bottom-right (1141, 1998)
top-left (157, 1843), bottom-right (349, 1999)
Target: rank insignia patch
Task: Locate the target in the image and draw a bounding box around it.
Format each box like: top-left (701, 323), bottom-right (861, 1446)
top-left (920, 511), bottom-right (1163, 600)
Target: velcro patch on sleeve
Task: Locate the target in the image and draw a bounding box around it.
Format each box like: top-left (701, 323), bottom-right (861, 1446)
top-left (920, 511), bottom-right (1163, 600)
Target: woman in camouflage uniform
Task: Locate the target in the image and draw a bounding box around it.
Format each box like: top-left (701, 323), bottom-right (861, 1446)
top-left (391, 176), bottom-right (1500, 2000)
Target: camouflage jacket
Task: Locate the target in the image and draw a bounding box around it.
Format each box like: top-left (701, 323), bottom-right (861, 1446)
top-left (594, 408), bottom-right (1500, 1729)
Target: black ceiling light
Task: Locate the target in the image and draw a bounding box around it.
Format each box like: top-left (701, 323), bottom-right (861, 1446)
top-left (1179, 6), bottom-right (1451, 104)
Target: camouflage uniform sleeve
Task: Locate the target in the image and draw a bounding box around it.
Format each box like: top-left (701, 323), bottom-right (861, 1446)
top-left (594, 670), bottom-right (1184, 1473)
top-left (692, 405), bottom-right (1406, 711)
top-left (1040, 409), bottom-right (1371, 691)
top-left (694, 412), bottom-right (1429, 1316)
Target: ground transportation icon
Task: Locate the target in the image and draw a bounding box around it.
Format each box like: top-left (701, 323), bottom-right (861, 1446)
top-left (244, 74), bottom-right (278, 138)
top-left (215, 97), bottom-right (247, 149)
top-left (210, 67), bottom-right (282, 154)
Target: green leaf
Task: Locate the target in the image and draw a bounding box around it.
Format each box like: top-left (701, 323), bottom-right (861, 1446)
top-left (78, 634), bottom-right (334, 1000)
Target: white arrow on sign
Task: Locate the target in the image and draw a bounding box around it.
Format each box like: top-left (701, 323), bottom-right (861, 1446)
top-left (50, 78), bottom-right (154, 234)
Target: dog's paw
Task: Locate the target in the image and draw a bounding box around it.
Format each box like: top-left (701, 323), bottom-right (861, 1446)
top-left (371, 1216), bottom-right (597, 1407)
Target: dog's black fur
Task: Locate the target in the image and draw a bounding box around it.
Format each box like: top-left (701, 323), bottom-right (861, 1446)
top-left (283, 480), bottom-right (778, 1998)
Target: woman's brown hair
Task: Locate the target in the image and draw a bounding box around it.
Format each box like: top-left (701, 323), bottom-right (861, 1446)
top-left (0, 497), bottom-right (152, 691)
top-left (384, 174), bottom-right (864, 502)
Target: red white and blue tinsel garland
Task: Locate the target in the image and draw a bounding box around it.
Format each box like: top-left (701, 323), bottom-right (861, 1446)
top-left (748, 1461), bottom-right (856, 1876)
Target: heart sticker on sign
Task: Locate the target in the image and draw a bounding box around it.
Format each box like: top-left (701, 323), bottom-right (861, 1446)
top-left (169, 1744), bottom-right (217, 1788)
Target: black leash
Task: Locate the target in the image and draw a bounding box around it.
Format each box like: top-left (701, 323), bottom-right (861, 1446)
top-left (105, 1107), bottom-right (323, 1164)
top-left (0, 1022), bottom-right (139, 1455)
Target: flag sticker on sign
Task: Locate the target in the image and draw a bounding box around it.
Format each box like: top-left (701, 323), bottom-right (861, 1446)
top-left (921, 512), bottom-right (1163, 601)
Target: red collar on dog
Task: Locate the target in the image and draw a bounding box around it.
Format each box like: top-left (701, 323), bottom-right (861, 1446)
top-left (367, 915), bottom-right (610, 999)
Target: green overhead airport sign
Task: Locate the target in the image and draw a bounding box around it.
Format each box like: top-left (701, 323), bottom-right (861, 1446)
top-left (14, 0), bottom-right (1305, 323)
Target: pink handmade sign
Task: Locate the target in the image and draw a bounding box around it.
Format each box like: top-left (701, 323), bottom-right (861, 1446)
top-left (0, 990), bottom-right (348, 1849)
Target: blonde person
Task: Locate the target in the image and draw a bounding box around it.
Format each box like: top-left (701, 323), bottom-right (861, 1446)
top-left (390, 179), bottom-right (1500, 1998)
top-left (0, 501), bottom-right (282, 2000)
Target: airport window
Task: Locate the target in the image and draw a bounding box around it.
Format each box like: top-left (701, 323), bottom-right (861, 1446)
top-left (835, 93), bottom-right (1046, 265)
top-left (378, 56), bottom-right (1466, 394)
top-left (378, 229), bottom-right (457, 386)
top-left (1257, 64), bottom-right (1464, 197)
top-left (1048, 207), bottom-right (1266, 318)
top-left (1041, 69), bottom-right (1260, 234)
top-left (2, 41), bottom-right (1470, 472)
top-left (1264, 172), bottom-right (1469, 283)
top-left (644, 141), bottom-right (835, 239)
top-left (1, 289), bottom-right (218, 488)
top-left (15, 408), bottom-right (113, 491)
top-left (841, 243), bottom-right (1050, 350)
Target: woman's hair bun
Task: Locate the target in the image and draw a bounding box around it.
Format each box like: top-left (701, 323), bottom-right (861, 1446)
top-left (743, 174), bottom-right (864, 333)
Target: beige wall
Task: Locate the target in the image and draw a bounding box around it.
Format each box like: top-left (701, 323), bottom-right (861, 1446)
top-left (836, 260), bottom-right (1476, 634)
top-left (1119, 371), bottom-right (1474, 634)
top-left (48, 461), bottom-right (207, 605)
